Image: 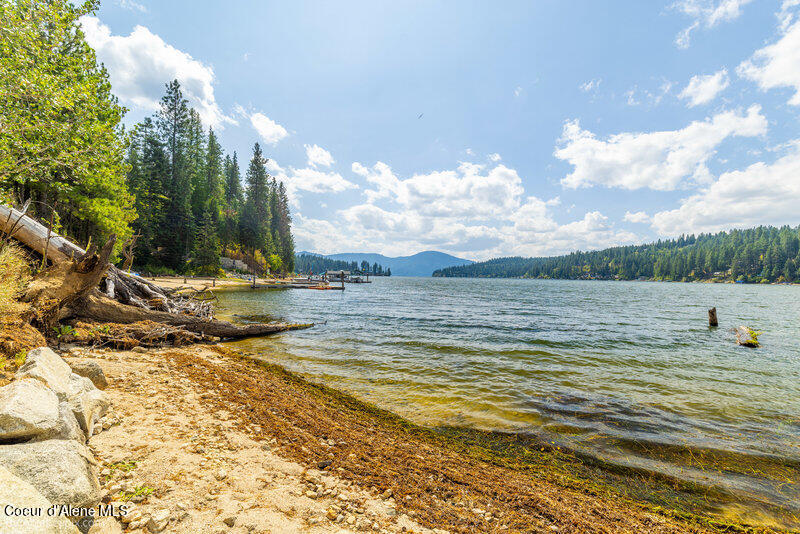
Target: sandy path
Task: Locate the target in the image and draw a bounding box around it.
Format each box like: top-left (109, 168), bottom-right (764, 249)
top-left (68, 347), bottom-right (434, 534)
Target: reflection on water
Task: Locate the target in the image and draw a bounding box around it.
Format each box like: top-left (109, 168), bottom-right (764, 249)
top-left (216, 277), bottom-right (800, 517)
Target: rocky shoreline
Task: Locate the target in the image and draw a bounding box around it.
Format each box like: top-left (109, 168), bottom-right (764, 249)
top-left (0, 347), bottom-right (113, 533)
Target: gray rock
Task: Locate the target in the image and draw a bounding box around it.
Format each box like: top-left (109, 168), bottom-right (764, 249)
top-left (16, 347), bottom-right (73, 398)
top-left (55, 401), bottom-right (86, 443)
top-left (0, 378), bottom-right (60, 442)
top-left (66, 374), bottom-right (110, 438)
top-left (68, 361), bottom-right (108, 390)
top-left (0, 465), bottom-right (80, 533)
top-left (146, 509), bottom-right (170, 532)
top-left (0, 378), bottom-right (84, 443)
top-left (87, 517), bottom-right (123, 534)
top-left (0, 439), bottom-right (101, 510)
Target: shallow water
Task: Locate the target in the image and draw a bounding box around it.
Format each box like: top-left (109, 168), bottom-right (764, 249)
top-left (217, 277), bottom-right (800, 513)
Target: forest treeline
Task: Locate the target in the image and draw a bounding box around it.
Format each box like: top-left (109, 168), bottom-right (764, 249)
top-left (0, 0), bottom-right (293, 276)
top-left (433, 226), bottom-right (800, 283)
top-left (126, 82), bottom-right (294, 275)
top-left (294, 254), bottom-right (391, 276)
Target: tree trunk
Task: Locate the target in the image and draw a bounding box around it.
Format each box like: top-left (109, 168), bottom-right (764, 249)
top-left (22, 237), bottom-right (116, 330)
top-left (69, 291), bottom-right (310, 339)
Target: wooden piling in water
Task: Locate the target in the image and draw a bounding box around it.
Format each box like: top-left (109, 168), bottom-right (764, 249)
top-left (708, 307), bottom-right (718, 327)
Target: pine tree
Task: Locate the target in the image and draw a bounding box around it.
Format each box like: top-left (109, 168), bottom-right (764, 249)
top-left (156, 80), bottom-right (193, 269)
top-left (193, 209), bottom-right (221, 275)
top-left (276, 181), bottom-right (295, 272)
top-left (240, 143), bottom-right (271, 258)
top-left (204, 129), bottom-right (224, 221)
top-left (0, 0), bottom-right (135, 252)
top-left (220, 153), bottom-right (243, 253)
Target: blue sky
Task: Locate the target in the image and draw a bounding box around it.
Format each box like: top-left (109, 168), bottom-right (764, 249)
top-left (83, 0), bottom-right (800, 260)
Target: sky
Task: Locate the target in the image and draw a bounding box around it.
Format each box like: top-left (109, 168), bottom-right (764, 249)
top-left (81, 0), bottom-right (800, 260)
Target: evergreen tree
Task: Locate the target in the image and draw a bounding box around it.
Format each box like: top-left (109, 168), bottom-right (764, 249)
top-left (240, 143), bottom-right (271, 257)
top-left (0, 0), bottom-right (134, 252)
top-left (193, 209), bottom-right (220, 275)
top-left (156, 80), bottom-right (192, 269)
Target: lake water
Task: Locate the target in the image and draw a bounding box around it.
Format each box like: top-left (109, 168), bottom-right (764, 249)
top-left (216, 277), bottom-right (800, 517)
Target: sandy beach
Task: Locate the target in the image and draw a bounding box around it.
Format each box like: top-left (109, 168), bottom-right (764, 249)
top-left (60, 343), bottom-right (735, 534)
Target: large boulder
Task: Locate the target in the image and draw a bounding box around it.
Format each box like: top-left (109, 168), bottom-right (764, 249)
top-left (66, 374), bottom-right (109, 438)
top-left (0, 378), bottom-right (60, 442)
top-left (0, 378), bottom-right (83, 443)
top-left (68, 361), bottom-right (108, 390)
top-left (16, 347), bottom-right (72, 398)
top-left (0, 439), bottom-right (101, 510)
top-left (0, 464), bottom-right (79, 533)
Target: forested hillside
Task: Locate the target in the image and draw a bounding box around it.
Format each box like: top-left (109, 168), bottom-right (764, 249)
top-left (294, 253), bottom-right (390, 276)
top-left (0, 0), bottom-right (294, 276)
top-left (433, 226), bottom-right (800, 283)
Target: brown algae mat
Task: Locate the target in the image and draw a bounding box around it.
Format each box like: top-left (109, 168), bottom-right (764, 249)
top-left (120, 344), bottom-right (790, 534)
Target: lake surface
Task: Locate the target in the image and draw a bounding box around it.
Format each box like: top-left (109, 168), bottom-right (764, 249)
top-left (216, 277), bottom-right (800, 516)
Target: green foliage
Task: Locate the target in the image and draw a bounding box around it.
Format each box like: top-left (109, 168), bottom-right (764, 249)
top-left (13, 350), bottom-right (26, 367)
top-left (52, 325), bottom-right (76, 339)
top-left (0, 0), bottom-right (135, 254)
top-left (192, 209), bottom-right (221, 275)
top-left (267, 253), bottom-right (283, 273)
top-left (108, 460), bottom-right (137, 473)
top-left (126, 88), bottom-right (295, 275)
top-left (118, 485), bottom-right (153, 502)
top-left (435, 226), bottom-right (800, 283)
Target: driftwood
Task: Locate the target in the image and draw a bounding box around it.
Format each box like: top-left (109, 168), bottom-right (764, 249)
top-left (70, 291), bottom-right (310, 339)
top-left (22, 236), bottom-right (117, 332)
top-left (2, 203), bottom-right (312, 341)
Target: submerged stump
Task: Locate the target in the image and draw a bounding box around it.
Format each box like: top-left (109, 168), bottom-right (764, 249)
top-left (708, 307), bottom-right (718, 327)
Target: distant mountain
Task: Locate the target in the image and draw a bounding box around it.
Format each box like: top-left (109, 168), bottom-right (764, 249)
top-left (307, 251), bottom-right (474, 277)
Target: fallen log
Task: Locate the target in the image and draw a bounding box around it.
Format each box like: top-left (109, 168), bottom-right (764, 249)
top-left (3, 202), bottom-right (310, 341)
top-left (1, 203), bottom-right (210, 317)
top-left (69, 291), bottom-right (311, 340)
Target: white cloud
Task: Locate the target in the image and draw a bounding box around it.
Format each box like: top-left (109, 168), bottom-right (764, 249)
top-left (488, 153), bottom-right (502, 162)
top-left (779, 0), bottom-right (800, 31)
top-left (679, 69), bottom-right (730, 106)
top-left (353, 161), bottom-right (524, 219)
top-left (623, 211), bottom-right (652, 223)
top-left (249, 112), bottom-right (288, 145)
top-left (80, 16), bottom-right (233, 128)
top-left (305, 144), bottom-right (334, 168)
top-left (580, 78), bottom-right (602, 92)
top-left (673, 0), bottom-right (752, 49)
top-left (738, 18), bottom-right (800, 105)
top-left (555, 105), bottom-right (767, 190)
top-left (117, 0), bottom-right (147, 12)
top-left (267, 157), bottom-right (356, 205)
top-left (297, 160), bottom-right (637, 259)
top-left (624, 81), bottom-right (674, 107)
top-left (514, 86), bottom-right (523, 97)
top-left (652, 141), bottom-right (800, 235)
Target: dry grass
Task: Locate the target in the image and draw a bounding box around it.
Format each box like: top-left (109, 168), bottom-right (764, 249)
top-left (0, 243), bottom-right (30, 315)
